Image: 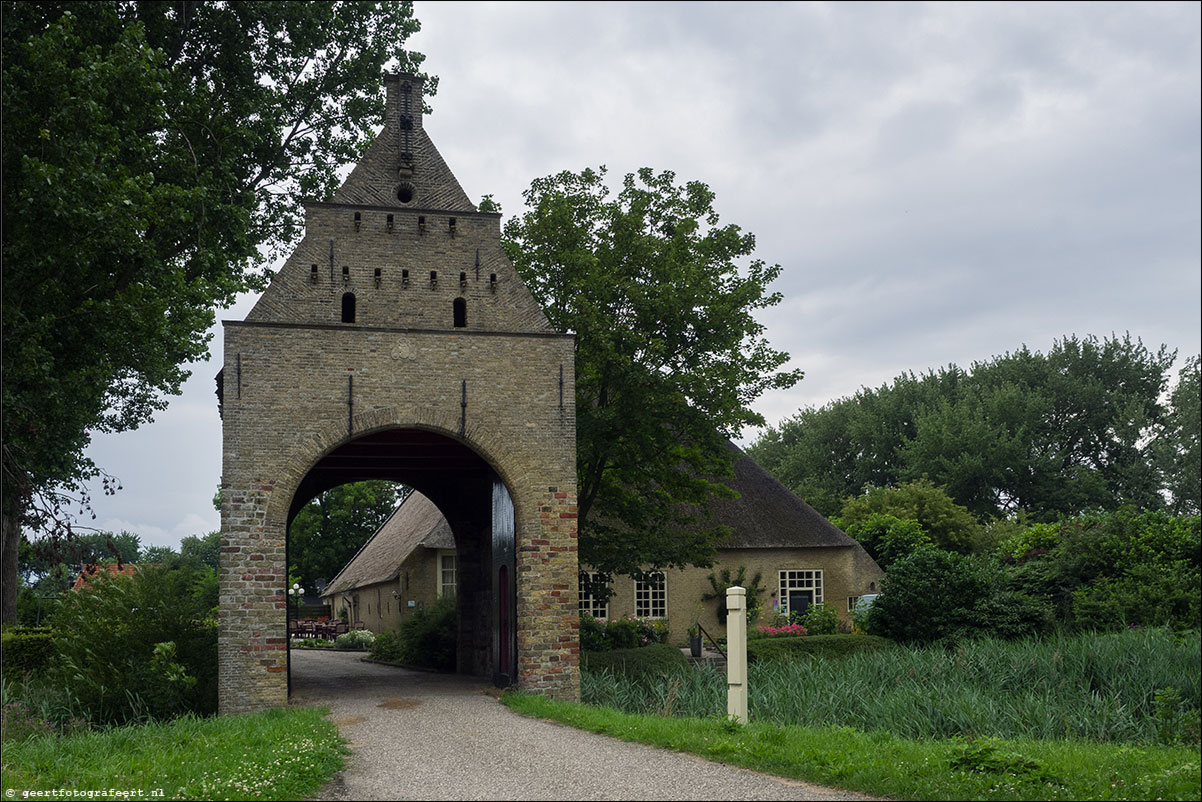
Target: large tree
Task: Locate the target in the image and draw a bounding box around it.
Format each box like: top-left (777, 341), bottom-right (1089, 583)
top-left (502, 167), bottom-right (803, 578)
top-left (1157, 356), bottom-right (1201, 515)
top-left (750, 334), bottom-right (1180, 522)
top-left (1, 1), bottom-right (429, 623)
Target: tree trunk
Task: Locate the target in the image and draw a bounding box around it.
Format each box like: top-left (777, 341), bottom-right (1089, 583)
top-left (1, 504), bottom-right (22, 625)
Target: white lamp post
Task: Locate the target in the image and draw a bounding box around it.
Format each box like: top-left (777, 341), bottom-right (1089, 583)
top-left (288, 583), bottom-right (304, 639)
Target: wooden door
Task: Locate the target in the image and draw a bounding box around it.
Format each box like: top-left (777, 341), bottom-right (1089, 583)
top-left (491, 478), bottom-right (516, 686)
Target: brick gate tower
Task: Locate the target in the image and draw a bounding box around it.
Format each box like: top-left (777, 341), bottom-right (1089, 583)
top-left (217, 74), bottom-right (579, 714)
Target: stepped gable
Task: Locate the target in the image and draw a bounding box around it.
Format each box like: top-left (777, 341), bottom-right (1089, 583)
top-left (244, 73), bottom-right (552, 334)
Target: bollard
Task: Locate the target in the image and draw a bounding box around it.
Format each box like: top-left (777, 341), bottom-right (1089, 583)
top-left (726, 585), bottom-right (748, 724)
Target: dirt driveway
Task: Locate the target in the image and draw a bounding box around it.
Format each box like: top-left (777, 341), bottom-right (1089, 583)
top-left (290, 649), bottom-right (878, 801)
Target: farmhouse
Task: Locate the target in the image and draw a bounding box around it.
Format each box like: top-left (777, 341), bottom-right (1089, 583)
top-left (324, 446), bottom-right (884, 641)
top-left (319, 490), bottom-right (457, 631)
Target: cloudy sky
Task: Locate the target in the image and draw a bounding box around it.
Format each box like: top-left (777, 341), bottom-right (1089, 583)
top-left (80, 1), bottom-right (1200, 549)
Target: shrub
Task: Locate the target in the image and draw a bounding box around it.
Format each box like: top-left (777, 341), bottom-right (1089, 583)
top-left (334, 629), bottom-right (376, 650)
top-left (961, 589), bottom-right (1053, 641)
top-left (747, 634), bottom-right (895, 663)
top-left (757, 623), bottom-right (807, 638)
top-left (866, 548), bottom-right (982, 643)
top-left (0, 627), bottom-right (54, 675)
top-left (581, 642), bottom-right (688, 682)
top-left (800, 603), bottom-right (839, 636)
top-left (578, 614), bottom-right (669, 652)
top-left (998, 521), bottom-right (1061, 562)
top-left (579, 614), bottom-right (609, 652)
top-left (44, 564), bottom-right (217, 726)
top-left (1000, 510), bottom-right (1200, 632)
top-left (1151, 685), bottom-right (1201, 746)
top-left (369, 630), bottom-right (403, 661)
top-left (604, 616), bottom-right (642, 649)
top-left (1071, 564), bottom-right (1200, 631)
top-left (631, 617), bottom-right (670, 646)
top-left (140, 641), bottom-right (198, 719)
top-left (394, 596), bottom-right (457, 671)
top-left (867, 549), bottom-right (1050, 644)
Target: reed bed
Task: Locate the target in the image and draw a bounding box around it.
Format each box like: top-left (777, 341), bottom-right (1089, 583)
top-left (581, 628), bottom-right (1200, 744)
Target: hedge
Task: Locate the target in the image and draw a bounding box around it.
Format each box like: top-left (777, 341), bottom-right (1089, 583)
top-left (747, 634), bottom-right (895, 663)
top-left (581, 642), bottom-right (688, 681)
top-left (0, 627), bottom-right (55, 675)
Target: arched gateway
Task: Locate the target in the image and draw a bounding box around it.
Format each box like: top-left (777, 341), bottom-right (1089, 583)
top-left (217, 74), bottom-right (579, 714)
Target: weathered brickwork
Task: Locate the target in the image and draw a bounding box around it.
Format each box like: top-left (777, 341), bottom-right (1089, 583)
top-left (219, 74), bottom-right (579, 714)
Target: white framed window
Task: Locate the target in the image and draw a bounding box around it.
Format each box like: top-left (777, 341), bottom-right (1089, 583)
top-left (847, 596), bottom-right (860, 612)
top-left (437, 551), bottom-right (457, 599)
top-left (779, 569), bottom-right (823, 618)
top-left (578, 571), bottom-right (610, 618)
top-left (634, 571), bottom-right (667, 619)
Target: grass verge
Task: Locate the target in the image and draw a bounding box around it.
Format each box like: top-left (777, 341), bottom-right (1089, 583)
top-left (502, 692), bottom-right (1200, 801)
top-left (1, 706), bottom-right (346, 801)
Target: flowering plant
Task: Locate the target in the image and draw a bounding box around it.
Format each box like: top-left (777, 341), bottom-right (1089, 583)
top-left (757, 623), bottom-right (807, 638)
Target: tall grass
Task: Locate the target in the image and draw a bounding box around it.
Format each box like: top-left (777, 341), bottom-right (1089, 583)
top-left (582, 628), bottom-right (1201, 744)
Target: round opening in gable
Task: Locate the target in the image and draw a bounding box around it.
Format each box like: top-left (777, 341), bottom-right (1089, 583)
top-left (396, 183), bottom-right (416, 204)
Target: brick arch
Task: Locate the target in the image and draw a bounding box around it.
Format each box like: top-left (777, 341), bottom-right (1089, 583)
top-left (263, 404), bottom-right (530, 536)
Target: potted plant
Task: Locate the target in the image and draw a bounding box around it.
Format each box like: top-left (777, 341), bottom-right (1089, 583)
top-left (687, 623), bottom-right (703, 658)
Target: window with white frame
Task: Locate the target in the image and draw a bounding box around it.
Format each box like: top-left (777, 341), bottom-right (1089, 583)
top-left (578, 571), bottom-right (610, 618)
top-left (634, 571), bottom-right (667, 619)
top-left (847, 596), bottom-right (860, 612)
top-left (437, 551), bottom-right (457, 599)
top-left (779, 569), bottom-right (822, 618)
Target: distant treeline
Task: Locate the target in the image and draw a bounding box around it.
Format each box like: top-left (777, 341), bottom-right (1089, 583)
top-left (749, 334), bottom-right (1200, 521)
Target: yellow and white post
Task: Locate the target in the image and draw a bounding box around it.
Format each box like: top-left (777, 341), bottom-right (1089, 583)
top-left (726, 585), bottom-right (748, 724)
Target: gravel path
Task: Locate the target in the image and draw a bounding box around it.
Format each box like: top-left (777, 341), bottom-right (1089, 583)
top-left (290, 649), bottom-right (879, 801)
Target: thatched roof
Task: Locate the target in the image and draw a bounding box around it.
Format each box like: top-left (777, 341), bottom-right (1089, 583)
top-left (705, 443), bottom-right (858, 550)
top-left (322, 448), bottom-right (854, 598)
top-left (320, 490), bottom-right (454, 597)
